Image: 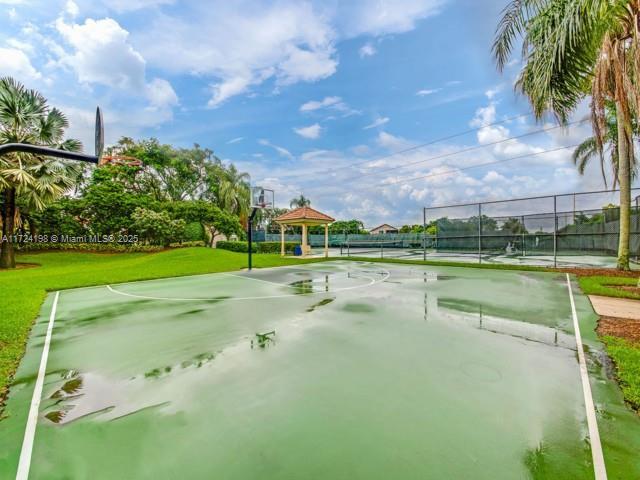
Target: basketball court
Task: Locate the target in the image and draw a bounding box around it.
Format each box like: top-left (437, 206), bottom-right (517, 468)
top-left (1, 261), bottom-right (639, 479)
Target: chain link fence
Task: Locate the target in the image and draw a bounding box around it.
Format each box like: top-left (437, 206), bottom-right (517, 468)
top-left (423, 189), bottom-right (640, 267)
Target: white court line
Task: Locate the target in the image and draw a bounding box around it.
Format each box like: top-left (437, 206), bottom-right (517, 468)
top-left (106, 267), bottom-right (390, 302)
top-left (566, 274), bottom-right (607, 480)
top-left (16, 291), bottom-right (60, 480)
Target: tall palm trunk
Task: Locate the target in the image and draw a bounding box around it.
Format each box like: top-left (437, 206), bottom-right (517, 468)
top-left (615, 100), bottom-right (632, 270)
top-left (1, 188), bottom-right (17, 269)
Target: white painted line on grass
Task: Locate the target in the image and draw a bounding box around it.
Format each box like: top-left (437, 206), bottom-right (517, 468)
top-left (16, 291), bottom-right (60, 480)
top-left (566, 274), bottom-right (607, 480)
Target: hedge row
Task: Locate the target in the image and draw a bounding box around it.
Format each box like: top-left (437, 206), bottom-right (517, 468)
top-left (216, 241), bottom-right (298, 254)
top-left (15, 241), bottom-right (206, 253)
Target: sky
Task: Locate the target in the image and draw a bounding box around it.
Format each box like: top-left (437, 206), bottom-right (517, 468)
top-left (2, 0), bottom-right (637, 227)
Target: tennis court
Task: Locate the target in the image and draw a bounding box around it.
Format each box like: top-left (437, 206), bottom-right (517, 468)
top-left (1, 261), bottom-right (639, 479)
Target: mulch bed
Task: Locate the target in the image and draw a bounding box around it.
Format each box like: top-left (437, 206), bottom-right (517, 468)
top-left (555, 267), bottom-right (640, 278)
top-left (598, 316), bottom-right (640, 344)
top-left (612, 285), bottom-right (640, 295)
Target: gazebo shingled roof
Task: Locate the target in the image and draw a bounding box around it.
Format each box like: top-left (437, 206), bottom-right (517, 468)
top-left (275, 206), bottom-right (335, 224)
top-left (274, 206), bottom-right (334, 257)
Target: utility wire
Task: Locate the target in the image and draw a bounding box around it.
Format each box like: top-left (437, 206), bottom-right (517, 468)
top-left (256, 112), bottom-right (534, 182)
top-left (310, 143), bottom-right (581, 198)
top-left (334, 119), bottom-right (588, 184)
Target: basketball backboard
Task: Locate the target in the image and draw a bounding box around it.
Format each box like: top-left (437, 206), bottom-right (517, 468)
top-left (251, 186), bottom-right (274, 209)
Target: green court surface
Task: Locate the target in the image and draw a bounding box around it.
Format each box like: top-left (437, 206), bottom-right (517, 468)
top-left (2, 261), bottom-right (640, 479)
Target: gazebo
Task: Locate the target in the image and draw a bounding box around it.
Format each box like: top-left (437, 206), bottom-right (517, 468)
top-left (275, 206), bottom-right (335, 257)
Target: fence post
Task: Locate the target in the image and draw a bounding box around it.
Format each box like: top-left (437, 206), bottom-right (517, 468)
top-left (553, 195), bottom-right (557, 268)
top-left (521, 215), bottom-right (526, 257)
top-left (478, 203), bottom-right (482, 264)
top-left (423, 207), bottom-right (427, 261)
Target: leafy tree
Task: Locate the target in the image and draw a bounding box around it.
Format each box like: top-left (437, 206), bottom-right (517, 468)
top-left (131, 207), bottom-right (185, 246)
top-left (289, 195), bottom-right (311, 208)
top-left (165, 200), bottom-right (242, 246)
top-left (0, 77), bottom-right (82, 268)
top-left (30, 198), bottom-right (86, 237)
top-left (501, 217), bottom-right (528, 234)
top-left (82, 165), bottom-right (151, 236)
top-left (493, 0), bottom-right (640, 269)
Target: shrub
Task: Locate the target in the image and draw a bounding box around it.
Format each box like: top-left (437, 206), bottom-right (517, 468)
top-left (257, 242), bottom-right (298, 253)
top-left (183, 222), bottom-right (205, 241)
top-left (216, 241), bottom-right (256, 253)
top-left (15, 243), bottom-right (165, 253)
top-left (216, 241), bottom-right (298, 254)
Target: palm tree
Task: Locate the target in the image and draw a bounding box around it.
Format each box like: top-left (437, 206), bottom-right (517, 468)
top-left (218, 164), bottom-right (250, 218)
top-left (0, 77), bottom-right (82, 268)
top-left (493, 0), bottom-right (640, 270)
top-left (289, 195), bottom-right (311, 208)
top-left (572, 105), bottom-right (638, 188)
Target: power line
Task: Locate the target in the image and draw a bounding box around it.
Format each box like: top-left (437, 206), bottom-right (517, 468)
top-left (334, 119), bottom-right (588, 184)
top-left (256, 112), bottom-right (534, 182)
top-left (311, 143), bottom-right (581, 198)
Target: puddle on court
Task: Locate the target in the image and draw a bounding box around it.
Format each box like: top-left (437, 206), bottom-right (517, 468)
top-left (2, 262), bottom-right (640, 479)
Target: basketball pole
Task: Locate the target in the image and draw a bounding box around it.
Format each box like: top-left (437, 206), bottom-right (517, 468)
top-left (247, 207), bottom-right (258, 271)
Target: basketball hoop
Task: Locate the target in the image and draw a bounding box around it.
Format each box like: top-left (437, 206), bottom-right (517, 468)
top-left (98, 154), bottom-right (143, 167)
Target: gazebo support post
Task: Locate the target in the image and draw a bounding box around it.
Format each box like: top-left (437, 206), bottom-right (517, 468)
top-left (280, 224), bottom-right (285, 257)
top-left (301, 224), bottom-right (308, 257)
top-left (324, 224), bottom-right (329, 258)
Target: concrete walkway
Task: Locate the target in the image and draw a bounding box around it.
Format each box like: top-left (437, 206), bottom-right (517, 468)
top-left (589, 295), bottom-right (640, 320)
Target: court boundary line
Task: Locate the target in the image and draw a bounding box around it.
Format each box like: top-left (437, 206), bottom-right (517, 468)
top-left (106, 267), bottom-right (391, 302)
top-left (16, 291), bottom-right (59, 480)
top-left (566, 274), bottom-right (607, 480)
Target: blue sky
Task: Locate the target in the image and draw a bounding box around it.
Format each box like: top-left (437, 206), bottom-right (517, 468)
top-left (1, 0), bottom-right (633, 226)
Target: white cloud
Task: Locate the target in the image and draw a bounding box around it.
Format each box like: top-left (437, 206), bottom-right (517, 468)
top-left (65, 0), bottom-right (79, 18)
top-left (6, 37), bottom-right (33, 53)
top-left (376, 131), bottom-right (411, 150)
top-left (55, 17), bottom-right (178, 115)
top-left (352, 144), bottom-right (371, 156)
top-left (470, 103), bottom-right (497, 127)
top-left (102, 0), bottom-right (174, 12)
top-left (0, 47), bottom-right (41, 80)
top-left (294, 123), bottom-right (322, 139)
top-left (56, 17), bottom-right (146, 90)
top-left (335, 0), bottom-right (444, 37)
top-left (359, 42), bottom-right (376, 57)
top-left (300, 96), bottom-right (342, 112)
top-left (133, 1), bottom-right (445, 107)
top-left (485, 84), bottom-right (503, 100)
top-left (227, 137), bottom-right (244, 145)
top-left (259, 139), bottom-right (294, 160)
top-left (277, 45), bottom-right (336, 85)
top-left (364, 116), bottom-right (389, 129)
top-left (416, 88), bottom-right (440, 96)
top-left (7, 7), bottom-right (17, 19)
top-left (145, 77), bottom-right (178, 108)
top-left (483, 170), bottom-right (507, 183)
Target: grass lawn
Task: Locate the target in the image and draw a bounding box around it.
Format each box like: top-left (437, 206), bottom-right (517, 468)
top-left (0, 247), bottom-right (327, 409)
top-left (578, 275), bottom-right (640, 300)
top-left (602, 336), bottom-right (640, 411)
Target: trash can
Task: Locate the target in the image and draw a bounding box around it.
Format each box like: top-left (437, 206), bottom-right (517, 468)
top-left (294, 245), bottom-right (303, 256)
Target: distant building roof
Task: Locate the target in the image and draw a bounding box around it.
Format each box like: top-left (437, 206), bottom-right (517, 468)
top-left (275, 206), bottom-right (335, 224)
top-left (370, 223), bottom-right (398, 232)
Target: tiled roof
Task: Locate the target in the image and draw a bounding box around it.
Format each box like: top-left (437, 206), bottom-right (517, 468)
top-left (275, 206), bottom-right (335, 223)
